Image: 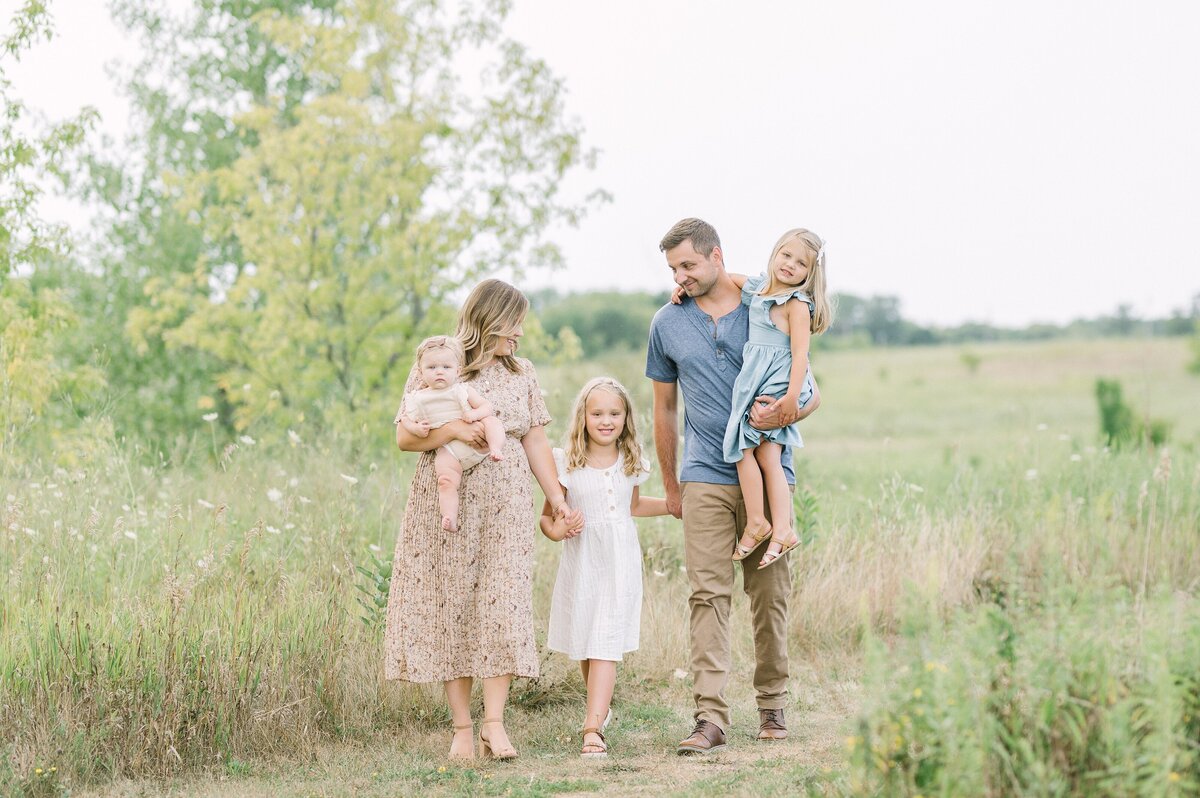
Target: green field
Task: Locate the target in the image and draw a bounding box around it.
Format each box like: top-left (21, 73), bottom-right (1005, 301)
top-left (3, 337), bottom-right (1198, 797)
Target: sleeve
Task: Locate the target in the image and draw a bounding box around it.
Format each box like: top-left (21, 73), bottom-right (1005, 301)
top-left (644, 313), bottom-right (677, 382)
top-left (765, 288), bottom-right (815, 315)
top-left (741, 274), bottom-right (767, 306)
top-left (395, 389), bottom-right (425, 424)
top-left (393, 360), bottom-right (427, 422)
top-left (552, 447), bottom-right (573, 491)
top-left (633, 456), bottom-right (652, 487)
top-left (524, 359), bottom-right (552, 428)
top-left (455, 383), bottom-right (474, 416)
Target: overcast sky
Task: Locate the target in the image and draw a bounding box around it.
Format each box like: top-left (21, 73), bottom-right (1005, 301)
top-left (5, 0), bottom-right (1200, 326)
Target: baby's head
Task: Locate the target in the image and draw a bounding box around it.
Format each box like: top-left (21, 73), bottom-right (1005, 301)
top-left (415, 335), bottom-right (464, 390)
top-left (764, 228), bottom-right (832, 334)
top-left (564, 377), bottom-right (644, 476)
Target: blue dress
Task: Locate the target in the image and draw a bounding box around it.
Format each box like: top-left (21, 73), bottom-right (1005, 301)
top-left (722, 274), bottom-right (816, 463)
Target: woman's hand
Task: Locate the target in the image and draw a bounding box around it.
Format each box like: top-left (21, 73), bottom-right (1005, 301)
top-left (450, 419), bottom-right (489, 451)
top-left (554, 502), bottom-right (584, 538)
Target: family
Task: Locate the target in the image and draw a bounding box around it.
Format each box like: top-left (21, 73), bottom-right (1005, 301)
top-left (386, 218), bottom-right (831, 760)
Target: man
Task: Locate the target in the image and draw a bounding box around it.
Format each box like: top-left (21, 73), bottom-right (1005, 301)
top-left (645, 218), bottom-right (820, 754)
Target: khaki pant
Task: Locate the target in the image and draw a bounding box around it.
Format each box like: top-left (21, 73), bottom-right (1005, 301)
top-left (681, 481), bottom-right (790, 731)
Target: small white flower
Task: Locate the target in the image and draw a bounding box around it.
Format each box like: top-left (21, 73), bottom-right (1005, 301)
top-left (122, 504), bottom-right (131, 512)
top-left (679, 565), bottom-right (687, 573)
top-left (653, 570), bottom-right (666, 577)
top-left (369, 543), bottom-right (382, 553)
top-left (265, 525), bottom-right (280, 534)
top-left (197, 499), bottom-right (215, 509)
top-left (1025, 469), bottom-right (1038, 480)
top-left (909, 484), bottom-right (925, 493)
top-left (42, 556), bottom-right (49, 565)
top-left (298, 496), bottom-right (312, 505)
top-left (1070, 454), bottom-right (1082, 462)
top-left (369, 462), bottom-right (378, 472)
top-left (1036, 423), bottom-right (1048, 431)
top-left (203, 413), bottom-right (218, 422)
top-left (239, 435), bottom-right (256, 446)
top-left (288, 477), bottom-right (299, 488)
top-left (242, 383), bottom-right (252, 392)
top-left (340, 474), bottom-right (359, 485)
top-left (673, 668), bottom-right (689, 680)
top-left (287, 429), bottom-right (302, 445)
top-left (124, 531), bottom-right (137, 540)
top-left (1058, 434), bottom-right (1070, 442)
top-left (284, 523), bottom-right (295, 530)
top-left (267, 489), bottom-right (283, 503)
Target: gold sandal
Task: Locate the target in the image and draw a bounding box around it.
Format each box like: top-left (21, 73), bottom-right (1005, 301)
top-left (448, 722), bottom-right (474, 760)
top-left (581, 726), bottom-right (608, 758)
top-left (732, 519), bottom-right (772, 561)
top-left (479, 717), bottom-right (518, 761)
top-left (757, 531), bottom-right (800, 570)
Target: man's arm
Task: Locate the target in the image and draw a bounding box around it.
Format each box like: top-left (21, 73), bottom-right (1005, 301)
top-left (748, 379), bottom-right (820, 430)
top-left (652, 380), bottom-right (683, 519)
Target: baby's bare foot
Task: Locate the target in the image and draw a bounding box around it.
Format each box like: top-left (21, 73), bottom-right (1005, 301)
top-left (442, 515), bottom-right (457, 532)
top-left (490, 450), bottom-right (505, 462)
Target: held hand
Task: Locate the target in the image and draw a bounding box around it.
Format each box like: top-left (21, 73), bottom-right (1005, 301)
top-left (414, 419), bottom-right (431, 437)
top-left (665, 489), bottom-right (682, 520)
top-left (554, 502), bottom-right (585, 538)
top-left (669, 284), bottom-right (686, 305)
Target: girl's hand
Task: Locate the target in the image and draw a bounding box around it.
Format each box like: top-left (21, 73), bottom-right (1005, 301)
top-left (669, 284), bottom-right (686, 305)
top-left (555, 502), bottom-right (584, 536)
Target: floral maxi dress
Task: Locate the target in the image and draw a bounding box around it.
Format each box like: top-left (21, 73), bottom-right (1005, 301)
top-left (385, 358), bottom-right (551, 683)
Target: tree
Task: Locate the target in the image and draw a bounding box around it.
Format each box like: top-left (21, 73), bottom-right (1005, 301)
top-left (112, 0), bottom-right (599, 440)
top-left (0, 2), bottom-right (101, 463)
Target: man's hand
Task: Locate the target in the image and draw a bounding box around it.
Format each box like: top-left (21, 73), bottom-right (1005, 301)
top-left (748, 383), bottom-right (821, 430)
top-left (665, 488), bottom-right (683, 519)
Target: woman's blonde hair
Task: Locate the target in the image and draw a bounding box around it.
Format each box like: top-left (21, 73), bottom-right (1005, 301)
top-left (563, 377), bottom-right (644, 477)
top-left (760, 228), bottom-right (833, 334)
top-left (414, 335), bottom-right (464, 368)
top-left (455, 279), bottom-right (529, 381)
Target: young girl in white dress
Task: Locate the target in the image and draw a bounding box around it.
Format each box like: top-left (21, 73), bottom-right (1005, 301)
top-left (540, 377), bottom-right (669, 758)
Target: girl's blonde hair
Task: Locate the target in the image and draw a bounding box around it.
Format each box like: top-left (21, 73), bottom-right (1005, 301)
top-left (415, 335), bottom-right (464, 369)
top-left (455, 279), bottom-right (529, 381)
top-left (564, 377), bottom-right (644, 477)
top-left (760, 228), bottom-right (833, 334)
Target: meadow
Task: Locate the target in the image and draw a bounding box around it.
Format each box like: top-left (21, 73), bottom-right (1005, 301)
top-left (2, 337), bottom-right (1198, 797)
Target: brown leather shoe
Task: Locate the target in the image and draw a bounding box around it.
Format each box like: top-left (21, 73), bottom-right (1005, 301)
top-left (757, 707), bottom-right (787, 740)
top-left (676, 719), bottom-right (727, 755)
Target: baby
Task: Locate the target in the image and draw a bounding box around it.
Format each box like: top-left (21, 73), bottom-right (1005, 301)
top-left (395, 335), bottom-right (506, 531)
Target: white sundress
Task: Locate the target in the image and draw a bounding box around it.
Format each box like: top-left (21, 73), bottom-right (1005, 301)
top-left (547, 448), bottom-right (650, 661)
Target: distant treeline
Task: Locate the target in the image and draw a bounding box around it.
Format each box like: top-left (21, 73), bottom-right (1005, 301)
top-left (530, 289), bottom-right (1200, 356)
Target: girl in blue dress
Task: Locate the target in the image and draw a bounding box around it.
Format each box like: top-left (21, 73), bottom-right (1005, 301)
top-left (717, 229), bottom-right (832, 569)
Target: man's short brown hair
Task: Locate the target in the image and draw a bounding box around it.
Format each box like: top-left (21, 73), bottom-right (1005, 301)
top-left (659, 218), bottom-right (721, 257)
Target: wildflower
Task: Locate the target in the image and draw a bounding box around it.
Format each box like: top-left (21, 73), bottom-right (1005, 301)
top-left (124, 531), bottom-right (137, 540)
top-left (369, 543), bottom-right (382, 553)
top-left (198, 396), bottom-right (216, 409)
top-left (1058, 433), bottom-right (1070, 441)
top-left (1025, 469), bottom-right (1038, 480)
top-left (673, 668), bottom-right (689, 679)
top-left (653, 570), bottom-right (666, 577)
top-left (239, 435), bottom-right (256, 446)
top-left (267, 489), bottom-right (283, 503)
top-left (288, 429), bottom-right (302, 445)
top-left (437, 766), bottom-right (447, 774)
top-left (1069, 454), bottom-right (1082, 462)
top-left (203, 413), bottom-right (218, 422)
top-left (243, 383), bottom-right (252, 392)
top-left (1036, 423), bottom-right (1047, 431)
top-left (912, 688), bottom-right (922, 698)
top-left (340, 473), bottom-right (359, 485)
top-left (909, 484), bottom-right (925, 493)
top-left (266, 525), bottom-right (281, 535)
top-left (197, 499), bottom-right (215, 509)
top-left (1170, 772), bottom-right (1181, 783)
top-left (284, 523), bottom-right (295, 530)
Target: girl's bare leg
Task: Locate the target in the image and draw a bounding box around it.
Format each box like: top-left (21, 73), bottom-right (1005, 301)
top-left (734, 447), bottom-right (771, 556)
top-left (756, 442), bottom-right (797, 559)
top-left (445, 677), bottom-right (474, 759)
top-left (481, 415), bottom-right (507, 461)
top-left (583, 659), bottom-right (616, 754)
top-left (433, 448), bottom-right (463, 531)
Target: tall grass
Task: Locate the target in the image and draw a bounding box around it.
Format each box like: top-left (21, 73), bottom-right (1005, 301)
top-left (2, 337), bottom-right (1197, 792)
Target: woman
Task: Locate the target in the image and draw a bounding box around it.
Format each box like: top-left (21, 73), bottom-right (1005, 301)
top-left (386, 279), bottom-right (580, 760)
